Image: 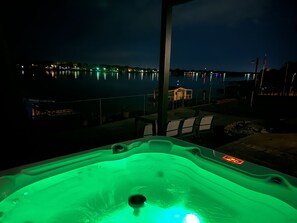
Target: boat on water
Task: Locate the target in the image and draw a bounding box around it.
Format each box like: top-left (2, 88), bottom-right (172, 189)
top-left (24, 98), bottom-right (80, 120)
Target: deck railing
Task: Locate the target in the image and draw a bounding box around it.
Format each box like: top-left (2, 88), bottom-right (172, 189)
top-left (27, 93), bottom-right (203, 126)
top-left (27, 83), bottom-right (263, 126)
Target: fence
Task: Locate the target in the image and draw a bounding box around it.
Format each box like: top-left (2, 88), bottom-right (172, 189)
top-left (28, 93), bottom-right (207, 125)
top-left (28, 94), bottom-right (154, 124)
top-left (26, 84), bottom-right (237, 127)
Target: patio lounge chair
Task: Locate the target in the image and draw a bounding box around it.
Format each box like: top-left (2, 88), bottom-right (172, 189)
top-left (196, 115), bottom-right (214, 137)
top-left (166, 119), bottom-right (183, 137)
top-left (143, 123), bottom-right (155, 137)
top-left (178, 116), bottom-right (199, 139)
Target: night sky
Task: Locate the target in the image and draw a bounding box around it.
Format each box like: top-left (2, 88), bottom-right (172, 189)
top-left (3, 0), bottom-right (297, 72)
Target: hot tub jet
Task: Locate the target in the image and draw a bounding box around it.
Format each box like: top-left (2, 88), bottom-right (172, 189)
top-left (128, 194), bottom-right (146, 216)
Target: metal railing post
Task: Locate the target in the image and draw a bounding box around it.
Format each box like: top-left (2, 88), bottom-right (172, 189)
top-left (143, 94), bottom-right (146, 115)
top-left (99, 98), bottom-right (102, 125)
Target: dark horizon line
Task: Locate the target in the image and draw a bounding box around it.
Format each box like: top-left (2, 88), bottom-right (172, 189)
top-left (16, 59), bottom-right (261, 74)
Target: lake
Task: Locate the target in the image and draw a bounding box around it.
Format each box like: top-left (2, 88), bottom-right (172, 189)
top-left (20, 69), bottom-right (251, 100)
top-left (19, 69), bottom-right (252, 122)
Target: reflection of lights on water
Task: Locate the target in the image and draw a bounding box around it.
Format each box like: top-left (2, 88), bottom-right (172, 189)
top-left (74, 71), bottom-right (79, 79)
top-left (96, 71), bottom-right (100, 80)
top-left (151, 73), bottom-right (155, 81)
top-left (244, 73), bottom-right (251, 80)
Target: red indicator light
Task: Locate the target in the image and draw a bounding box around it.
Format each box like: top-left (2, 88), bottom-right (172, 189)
top-left (222, 155), bottom-right (244, 165)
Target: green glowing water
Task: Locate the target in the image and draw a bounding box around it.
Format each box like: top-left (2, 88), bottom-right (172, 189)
top-left (0, 153), bottom-right (297, 223)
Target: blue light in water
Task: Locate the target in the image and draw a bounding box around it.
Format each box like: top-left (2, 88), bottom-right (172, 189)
top-left (99, 204), bottom-right (202, 223)
top-left (184, 213), bottom-right (200, 223)
top-left (169, 207), bottom-right (201, 223)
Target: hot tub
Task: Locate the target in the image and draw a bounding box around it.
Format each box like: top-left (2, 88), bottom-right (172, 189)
top-left (0, 136), bottom-right (297, 223)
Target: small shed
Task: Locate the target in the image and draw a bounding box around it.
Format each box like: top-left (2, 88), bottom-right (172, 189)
top-left (153, 86), bottom-right (193, 102)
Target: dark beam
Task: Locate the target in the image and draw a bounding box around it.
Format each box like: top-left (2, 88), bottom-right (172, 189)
top-left (157, 0), bottom-right (193, 135)
top-left (157, 0), bottom-right (173, 135)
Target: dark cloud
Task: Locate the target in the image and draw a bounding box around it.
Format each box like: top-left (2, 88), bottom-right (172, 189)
top-left (173, 0), bottom-right (271, 27)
